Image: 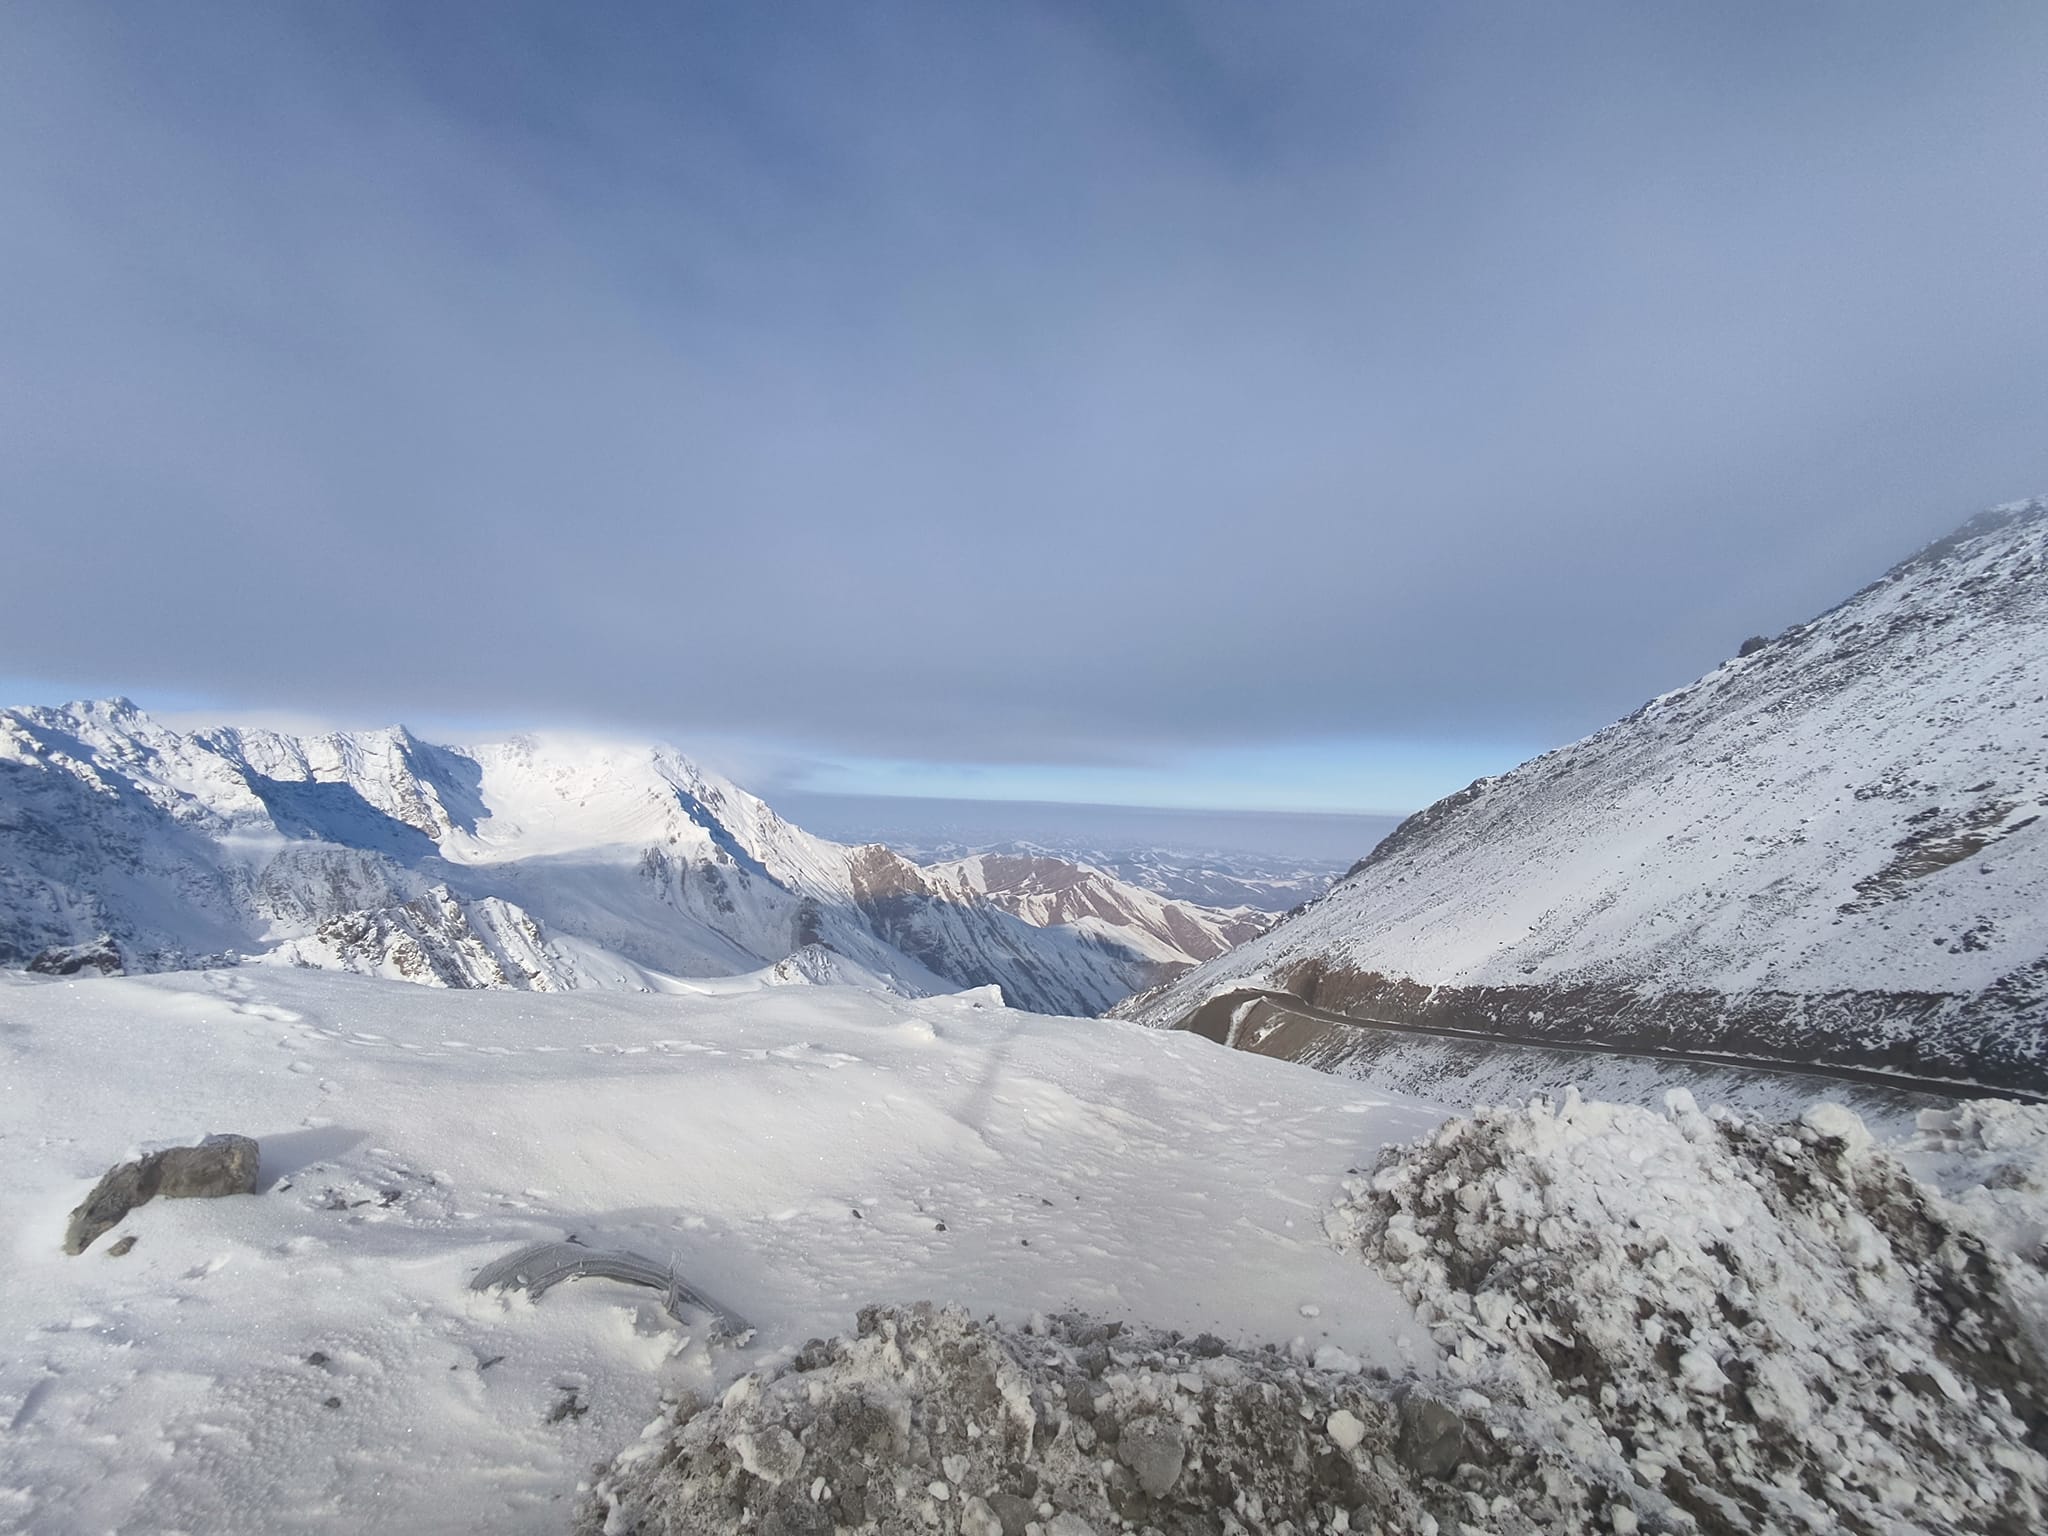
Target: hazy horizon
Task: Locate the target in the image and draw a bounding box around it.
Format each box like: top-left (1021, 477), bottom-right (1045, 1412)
top-left (771, 788), bottom-right (1406, 866)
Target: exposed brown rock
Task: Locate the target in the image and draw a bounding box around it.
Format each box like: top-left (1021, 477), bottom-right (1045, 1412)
top-left (65, 1133), bottom-right (260, 1254)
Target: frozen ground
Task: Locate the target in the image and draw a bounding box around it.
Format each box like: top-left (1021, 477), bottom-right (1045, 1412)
top-left (0, 967), bottom-right (1445, 1535)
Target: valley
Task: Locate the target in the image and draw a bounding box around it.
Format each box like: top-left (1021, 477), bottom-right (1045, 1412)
top-left (8, 508), bottom-right (2048, 1536)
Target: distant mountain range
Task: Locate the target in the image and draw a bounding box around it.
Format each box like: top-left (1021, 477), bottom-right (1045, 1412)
top-left (0, 702), bottom-right (1263, 1014)
top-left (866, 838), bottom-right (1351, 915)
top-left (1121, 499), bottom-right (2048, 1095)
top-left (770, 791), bottom-right (1395, 913)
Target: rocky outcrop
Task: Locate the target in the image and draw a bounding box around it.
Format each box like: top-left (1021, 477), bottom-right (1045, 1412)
top-left (27, 934), bottom-right (124, 976)
top-left (274, 887), bottom-right (572, 991)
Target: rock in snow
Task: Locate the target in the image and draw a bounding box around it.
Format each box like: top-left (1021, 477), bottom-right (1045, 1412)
top-left (64, 1133), bottom-right (259, 1254)
top-left (26, 935), bottom-right (124, 977)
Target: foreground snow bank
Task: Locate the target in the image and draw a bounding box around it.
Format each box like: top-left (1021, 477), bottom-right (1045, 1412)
top-left (0, 967), bottom-right (1443, 1534)
top-left (578, 1303), bottom-right (1608, 1536)
top-left (1331, 1090), bottom-right (2048, 1536)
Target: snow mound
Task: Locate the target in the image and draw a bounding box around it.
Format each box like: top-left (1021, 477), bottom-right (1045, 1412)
top-left (1904, 1098), bottom-right (2048, 1267)
top-left (579, 1303), bottom-right (1609, 1536)
top-left (1331, 1090), bottom-right (2048, 1536)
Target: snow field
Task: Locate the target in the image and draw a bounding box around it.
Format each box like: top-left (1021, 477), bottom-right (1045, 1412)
top-left (0, 967), bottom-right (1442, 1534)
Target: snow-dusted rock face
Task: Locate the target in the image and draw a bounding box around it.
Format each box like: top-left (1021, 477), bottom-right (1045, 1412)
top-left (922, 852), bottom-right (1267, 964)
top-left (1123, 499), bottom-right (2048, 1092)
top-left (0, 702), bottom-right (1243, 1010)
top-left (271, 888), bottom-right (574, 992)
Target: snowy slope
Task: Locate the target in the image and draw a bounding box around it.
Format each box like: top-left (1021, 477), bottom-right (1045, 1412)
top-left (1123, 498), bottom-right (2048, 1091)
top-left (0, 704), bottom-right (1250, 1014)
top-left (0, 965), bottom-right (1446, 1535)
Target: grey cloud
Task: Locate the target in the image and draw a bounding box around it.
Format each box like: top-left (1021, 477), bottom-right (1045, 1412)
top-left (3, 2), bottom-right (2045, 765)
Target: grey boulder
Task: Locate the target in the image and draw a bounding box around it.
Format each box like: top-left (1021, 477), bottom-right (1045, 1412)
top-left (1395, 1393), bottom-right (1466, 1479)
top-left (1115, 1414), bottom-right (1187, 1499)
top-left (64, 1134), bottom-right (260, 1254)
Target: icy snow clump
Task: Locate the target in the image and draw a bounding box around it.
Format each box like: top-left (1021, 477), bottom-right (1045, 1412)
top-left (1331, 1088), bottom-right (2048, 1536)
top-left (577, 1302), bottom-right (1615, 1536)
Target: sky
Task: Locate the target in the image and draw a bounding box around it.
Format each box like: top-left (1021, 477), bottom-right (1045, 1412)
top-left (4, 2), bottom-right (2046, 815)
top-left (769, 789), bottom-right (1401, 869)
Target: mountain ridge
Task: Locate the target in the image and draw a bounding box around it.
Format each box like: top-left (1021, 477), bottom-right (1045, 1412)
top-left (1118, 497), bottom-right (2048, 1093)
top-left (0, 702), bottom-right (1259, 1014)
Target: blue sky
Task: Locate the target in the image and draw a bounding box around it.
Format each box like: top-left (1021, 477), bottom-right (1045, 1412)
top-left (4, 3), bottom-right (2046, 815)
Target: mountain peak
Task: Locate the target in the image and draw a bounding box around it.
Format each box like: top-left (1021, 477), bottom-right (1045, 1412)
top-left (0, 704), bottom-right (1252, 1014)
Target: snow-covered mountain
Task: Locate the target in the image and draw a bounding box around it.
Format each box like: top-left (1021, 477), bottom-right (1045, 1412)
top-left (769, 792), bottom-right (1385, 912)
top-left (1052, 845), bottom-right (1354, 913)
top-left (0, 702), bottom-right (1253, 1013)
top-left (842, 835), bottom-right (1348, 914)
top-left (913, 852), bottom-right (1266, 964)
top-left (1122, 498), bottom-right (2048, 1094)
top-left (920, 843), bottom-right (1346, 915)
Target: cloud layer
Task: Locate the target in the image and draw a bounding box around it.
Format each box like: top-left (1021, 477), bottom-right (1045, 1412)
top-left (5, 2), bottom-right (2045, 776)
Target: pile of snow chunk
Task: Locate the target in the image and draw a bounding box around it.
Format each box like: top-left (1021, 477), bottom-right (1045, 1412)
top-left (1330, 1088), bottom-right (2048, 1536)
top-left (1902, 1096), bottom-right (2048, 1266)
top-left (576, 1302), bottom-right (1612, 1536)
